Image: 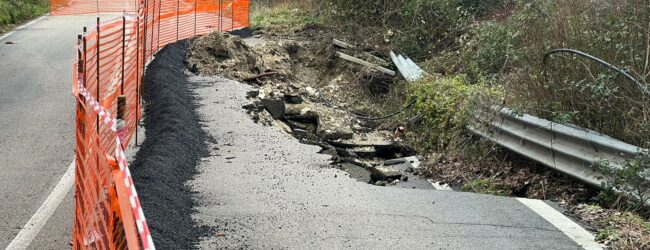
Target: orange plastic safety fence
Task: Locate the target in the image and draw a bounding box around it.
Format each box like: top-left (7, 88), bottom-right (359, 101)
top-left (71, 1), bottom-right (250, 249)
top-left (51, 0), bottom-right (138, 15)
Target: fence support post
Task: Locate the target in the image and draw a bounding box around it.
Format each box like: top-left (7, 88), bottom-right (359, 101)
top-left (176, 0), bottom-right (179, 41)
top-left (96, 17), bottom-right (101, 132)
top-left (156, 0), bottom-right (162, 52)
top-left (136, 14), bottom-right (141, 146)
top-left (218, 0), bottom-right (222, 32)
top-left (121, 14), bottom-right (126, 95)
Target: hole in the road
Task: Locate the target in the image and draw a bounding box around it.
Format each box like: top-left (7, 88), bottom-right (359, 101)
top-left (186, 31), bottom-right (435, 190)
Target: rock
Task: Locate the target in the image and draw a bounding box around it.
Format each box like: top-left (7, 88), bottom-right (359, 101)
top-left (340, 157), bottom-right (373, 168)
top-left (341, 163), bottom-right (372, 183)
top-left (430, 181), bottom-right (453, 191)
top-left (304, 87), bottom-right (318, 98)
top-left (375, 181), bottom-right (388, 186)
top-left (350, 146), bottom-right (377, 158)
top-left (257, 109), bottom-right (275, 126)
top-left (327, 131), bottom-right (394, 148)
top-left (336, 148), bottom-right (358, 158)
top-left (246, 90), bottom-right (260, 98)
top-left (370, 166), bottom-right (402, 180)
top-left (284, 94), bottom-right (303, 104)
top-left (286, 103), bottom-right (353, 140)
top-left (261, 98), bottom-right (286, 119)
top-left (400, 175), bottom-right (409, 182)
top-left (273, 120), bottom-right (293, 134)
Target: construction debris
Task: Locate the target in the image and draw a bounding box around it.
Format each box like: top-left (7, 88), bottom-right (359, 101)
top-left (390, 51), bottom-right (425, 82)
top-left (336, 52), bottom-right (396, 76)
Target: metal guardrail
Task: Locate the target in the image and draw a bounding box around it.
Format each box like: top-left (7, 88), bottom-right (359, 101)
top-left (389, 48), bottom-right (647, 194)
top-left (470, 107), bottom-right (644, 188)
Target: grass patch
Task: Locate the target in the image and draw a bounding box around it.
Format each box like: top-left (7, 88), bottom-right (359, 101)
top-left (574, 204), bottom-right (650, 249)
top-left (251, 2), bottom-right (323, 34)
top-left (0, 0), bottom-right (49, 33)
top-left (460, 177), bottom-right (509, 196)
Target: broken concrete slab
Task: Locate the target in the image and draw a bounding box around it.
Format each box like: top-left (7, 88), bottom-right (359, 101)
top-left (284, 94), bottom-right (303, 104)
top-left (341, 163), bottom-right (372, 183)
top-left (429, 180), bottom-right (453, 191)
top-left (336, 148), bottom-right (358, 158)
top-left (261, 98), bottom-right (286, 119)
top-left (285, 102), bottom-right (354, 140)
top-left (349, 146), bottom-right (376, 158)
top-left (385, 156), bottom-right (422, 169)
top-left (327, 131), bottom-right (394, 148)
top-left (370, 165), bottom-right (402, 180)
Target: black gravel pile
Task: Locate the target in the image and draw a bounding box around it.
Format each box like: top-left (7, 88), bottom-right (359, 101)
top-left (130, 41), bottom-right (212, 249)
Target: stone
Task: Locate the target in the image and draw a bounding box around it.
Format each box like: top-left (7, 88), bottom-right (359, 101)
top-left (375, 181), bottom-right (388, 186)
top-left (335, 148), bottom-right (357, 158)
top-left (284, 94), bottom-right (303, 104)
top-left (340, 163), bottom-right (372, 183)
top-left (246, 90), bottom-right (260, 98)
top-left (261, 98), bottom-right (286, 119)
top-left (273, 120), bottom-right (293, 134)
top-left (370, 166), bottom-right (402, 180)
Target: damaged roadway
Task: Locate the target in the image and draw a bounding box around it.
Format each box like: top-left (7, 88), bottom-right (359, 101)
top-left (133, 41), bottom-right (592, 249)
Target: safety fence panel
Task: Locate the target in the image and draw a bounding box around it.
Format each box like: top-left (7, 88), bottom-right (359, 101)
top-left (51, 0), bottom-right (138, 15)
top-left (71, 1), bottom-right (250, 249)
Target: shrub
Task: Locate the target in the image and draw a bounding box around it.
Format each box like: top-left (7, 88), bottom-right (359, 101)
top-left (407, 74), bottom-right (502, 151)
top-left (0, 0), bottom-right (49, 27)
top-left (461, 0), bottom-right (650, 147)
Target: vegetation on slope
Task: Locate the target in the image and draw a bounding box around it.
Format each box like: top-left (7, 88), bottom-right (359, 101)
top-left (251, 0), bottom-right (650, 248)
top-left (0, 0), bottom-right (49, 33)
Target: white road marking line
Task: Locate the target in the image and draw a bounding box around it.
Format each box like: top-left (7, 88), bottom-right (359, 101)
top-left (0, 15), bottom-right (48, 42)
top-left (517, 198), bottom-right (603, 250)
top-left (5, 161), bottom-right (75, 250)
top-left (0, 31), bottom-right (16, 42)
top-left (15, 15), bottom-right (48, 30)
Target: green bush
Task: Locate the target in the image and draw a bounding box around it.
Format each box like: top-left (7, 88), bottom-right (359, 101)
top-left (407, 75), bottom-right (502, 151)
top-left (319, 0), bottom-right (476, 56)
top-left (0, 0), bottom-right (49, 27)
top-left (460, 0), bottom-right (650, 147)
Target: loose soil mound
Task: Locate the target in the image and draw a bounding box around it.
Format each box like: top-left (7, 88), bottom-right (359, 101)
top-left (130, 41), bottom-right (212, 249)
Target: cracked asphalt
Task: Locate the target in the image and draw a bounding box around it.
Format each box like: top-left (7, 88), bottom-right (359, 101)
top-left (187, 75), bottom-right (585, 249)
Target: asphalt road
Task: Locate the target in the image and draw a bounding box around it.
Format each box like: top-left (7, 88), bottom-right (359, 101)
top-left (0, 15), bottom-right (100, 249)
top-left (0, 14), bottom-right (603, 250)
top-left (186, 73), bottom-right (601, 249)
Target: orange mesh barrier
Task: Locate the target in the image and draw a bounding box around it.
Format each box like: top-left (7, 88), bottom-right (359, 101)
top-left (71, 1), bottom-right (250, 249)
top-left (51, 0), bottom-right (138, 15)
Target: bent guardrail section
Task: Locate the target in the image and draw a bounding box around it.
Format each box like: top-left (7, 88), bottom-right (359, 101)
top-left (470, 107), bottom-right (644, 188)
